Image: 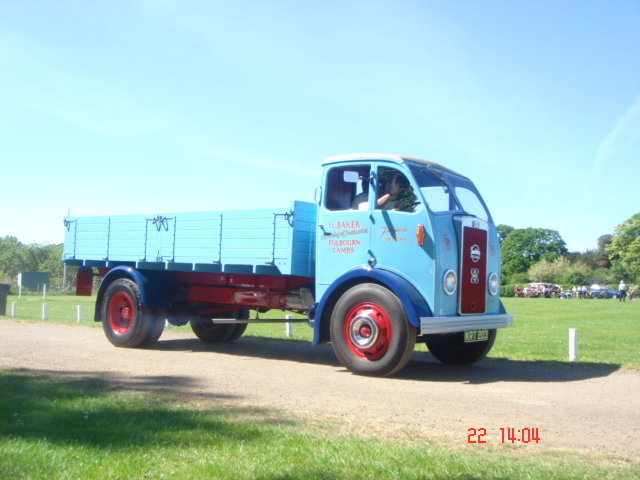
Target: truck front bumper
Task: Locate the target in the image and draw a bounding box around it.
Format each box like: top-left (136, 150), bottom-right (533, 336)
top-left (420, 313), bottom-right (513, 335)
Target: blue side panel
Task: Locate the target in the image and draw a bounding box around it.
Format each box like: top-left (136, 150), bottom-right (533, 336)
top-left (62, 202), bottom-right (318, 277)
top-left (290, 201), bottom-right (317, 277)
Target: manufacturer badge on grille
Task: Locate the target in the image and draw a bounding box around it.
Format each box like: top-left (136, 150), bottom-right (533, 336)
top-left (470, 268), bottom-right (480, 284)
top-left (470, 244), bottom-right (481, 263)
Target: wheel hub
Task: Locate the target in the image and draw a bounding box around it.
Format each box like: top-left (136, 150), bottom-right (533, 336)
top-left (343, 302), bottom-right (392, 361)
top-left (349, 315), bottom-right (379, 348)
top-left (108, 292), bottom-right (134, 335)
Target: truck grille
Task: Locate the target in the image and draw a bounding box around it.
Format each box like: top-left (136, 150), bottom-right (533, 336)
top-left (459, 226), bottom-right (487, 314)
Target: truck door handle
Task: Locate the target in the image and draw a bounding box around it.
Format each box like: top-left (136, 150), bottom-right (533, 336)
top-left (318, 224), bottom-right (331, 235)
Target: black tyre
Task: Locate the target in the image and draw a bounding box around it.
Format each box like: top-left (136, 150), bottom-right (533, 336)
top-left (425, 329), bottom-right (496, 366)
top-left (190, 308), bottom-right (249, 343)
top-left (101, 278), bottom-right (165, 348)
top-left (330, 284), bottom-right (416, 377)
top-left (144, 308), bottom-right (166, 346)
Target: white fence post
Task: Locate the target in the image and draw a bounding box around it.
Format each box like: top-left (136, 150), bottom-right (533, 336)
top-left (42, 303), bottom-right (48, 320)
top-left (43, 284), bottom-right (47, 301)
top-left (77, 305), bottom-right (83, 323)
top-left (569, 329), bottom-right (578, 361)
top-left (286, 314), bottom-right (293, 337)
top-left (11, 302), bottom-right (17, 318)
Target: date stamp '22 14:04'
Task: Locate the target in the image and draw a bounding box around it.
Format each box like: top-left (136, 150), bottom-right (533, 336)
top-left (468, 428), bottom-right (541, 444)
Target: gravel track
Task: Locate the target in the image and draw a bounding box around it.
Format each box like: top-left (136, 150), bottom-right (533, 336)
top-left (1, 320), bottom-right (638, 459)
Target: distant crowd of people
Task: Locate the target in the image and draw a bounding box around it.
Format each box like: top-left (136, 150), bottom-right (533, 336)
top-left (571, 286), bottom-right (589, 299)
top-left (513, 281), bottom-right (634, 300)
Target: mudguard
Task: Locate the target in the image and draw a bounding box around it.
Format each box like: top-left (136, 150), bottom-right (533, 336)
top-left (94, 266), bottom-right (171, 321)
top-left (311, 267), bottom-right (432, 344)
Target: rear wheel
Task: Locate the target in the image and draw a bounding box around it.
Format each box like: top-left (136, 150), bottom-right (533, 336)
top-left (101, 278), bottom-right (164, 348)
top-left (190, 309), bottom-right (249, 343)
top-left (425, 329), bottom-right (496, 365)
top-left (330, 284), bottom-right (416, 377)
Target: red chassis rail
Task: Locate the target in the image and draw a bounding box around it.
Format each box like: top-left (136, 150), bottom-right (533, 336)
top-left (92, 267), bottom-right (314, 313)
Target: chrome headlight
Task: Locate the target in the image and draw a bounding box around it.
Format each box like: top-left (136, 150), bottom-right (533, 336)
top-left (488, 272), bottom-right (500, 296)
top-left (443, 270), bottom-right (457, 296)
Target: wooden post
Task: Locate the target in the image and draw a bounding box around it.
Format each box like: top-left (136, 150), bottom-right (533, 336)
top-left (286, 314), bottom-right (293, 337)
top-left (569, 329), bottom-right (578, 361)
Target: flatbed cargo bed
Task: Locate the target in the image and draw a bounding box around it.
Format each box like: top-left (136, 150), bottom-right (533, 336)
top-left (62, 201), bottom-right (317, 277)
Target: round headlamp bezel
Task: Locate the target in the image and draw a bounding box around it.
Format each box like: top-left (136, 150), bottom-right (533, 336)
top-left (443, 270), bottom-right (457, 296)
top-left (488, 272), bottom-right (500, 296)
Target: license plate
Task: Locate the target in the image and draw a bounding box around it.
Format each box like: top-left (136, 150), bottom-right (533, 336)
top-left (464, 330), bottom-right (489, 343)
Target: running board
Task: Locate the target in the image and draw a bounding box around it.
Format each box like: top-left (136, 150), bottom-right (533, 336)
top-left (209, 318), bottom-right (308, 324)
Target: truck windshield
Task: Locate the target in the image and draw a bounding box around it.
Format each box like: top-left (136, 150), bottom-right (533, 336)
top-left (408, 164), bottom-right (492, 223)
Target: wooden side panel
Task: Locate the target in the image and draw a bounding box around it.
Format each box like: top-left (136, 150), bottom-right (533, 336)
top-left (61, 201), bottom-right (318, 277)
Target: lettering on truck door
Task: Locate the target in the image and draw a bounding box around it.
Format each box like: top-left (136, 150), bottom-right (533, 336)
top-left (316, 165), bottom-right (372, 291)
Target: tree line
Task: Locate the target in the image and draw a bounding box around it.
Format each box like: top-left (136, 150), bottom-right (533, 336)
top-left (499, 212), bottom-right (639, 288)
top-left (0, 237), bottom-right (64, 283)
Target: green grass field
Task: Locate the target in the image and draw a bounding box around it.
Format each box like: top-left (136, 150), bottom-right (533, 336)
top-left (496, 297), bottom-right (640, 366)
top-left (2, 294), bottom-right (639, 478)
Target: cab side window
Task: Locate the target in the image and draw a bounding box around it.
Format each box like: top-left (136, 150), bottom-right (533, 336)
top-left (325, 167), bottom-right (371, 211)
top-left (375, 167), bottom-right (418, 213)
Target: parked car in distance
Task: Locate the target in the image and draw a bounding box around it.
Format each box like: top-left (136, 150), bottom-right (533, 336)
top-left (590, 285), bottom-right (618, 299)
top-left (522, 282), bottom-right (563, 298)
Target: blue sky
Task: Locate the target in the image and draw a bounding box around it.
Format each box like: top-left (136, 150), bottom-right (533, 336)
top-left (1, 0), bottom-right (638, 253)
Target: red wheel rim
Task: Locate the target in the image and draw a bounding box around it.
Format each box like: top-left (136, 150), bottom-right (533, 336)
top-left (343, 302), bottom-right (392, 361)
top-left (108, 292), bottom-right (135, 335)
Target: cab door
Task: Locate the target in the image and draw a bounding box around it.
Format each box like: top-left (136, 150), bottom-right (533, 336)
top-left (315, 163), bottom-right (373, 299)
top-left (368, 163), bottom-right (435, 301)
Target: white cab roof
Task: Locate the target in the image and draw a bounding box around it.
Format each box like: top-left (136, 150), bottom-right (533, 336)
top-left (323, 153), bottom-right (467, 179)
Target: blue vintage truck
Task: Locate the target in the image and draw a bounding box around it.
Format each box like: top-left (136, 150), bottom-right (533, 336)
top-left (63, 153), bottom-right (512, 377)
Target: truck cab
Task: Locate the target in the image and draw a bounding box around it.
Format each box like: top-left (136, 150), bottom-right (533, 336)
top-left (312, 154), bottom-right (511, 376)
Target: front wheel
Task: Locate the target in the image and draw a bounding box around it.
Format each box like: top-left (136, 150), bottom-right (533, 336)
top-left (101, 278), bottom-right (165, 348)
top-left (425, 329), bottom-right (496, 365)
top-left (330, 284), bottom-right (416, 377)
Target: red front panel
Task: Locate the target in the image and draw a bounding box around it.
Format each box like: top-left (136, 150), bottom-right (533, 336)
top-left (459, 226), bottom-right (487, 314)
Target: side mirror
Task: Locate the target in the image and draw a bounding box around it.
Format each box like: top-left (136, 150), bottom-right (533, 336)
top-left (343, 171), bottom-right (359, 183)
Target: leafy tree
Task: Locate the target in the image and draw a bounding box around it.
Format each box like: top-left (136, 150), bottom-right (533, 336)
top-left (501, 227), bottom-right (568, 277)
top-left (597, 234), bottom-right (613, 250)
top-left (0, 237), bottom-right (64, 282)
top-left (32, 244), bottom-right (64, 278)
top-left (566, 249), bottom-right (597, 270)
top-left (559, 261), bottom-right (592, 286)
top-left (595, 234), bottom-right (612, 269)
top-left (496, 224), bottom-right (514, 244)
top-left (606, 213), bottom-right (640, 282)
top-left (0, 236), bottom-right (27, 281)
top-left (528, 257), bottom-right (571, 283)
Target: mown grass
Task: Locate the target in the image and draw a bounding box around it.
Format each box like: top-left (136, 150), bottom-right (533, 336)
top-left (495, 297), bottom-right (640, 366)
top-left (1, 368), bottom-right (638, 480)
top-left (3, 294), bottom-right (640, 366)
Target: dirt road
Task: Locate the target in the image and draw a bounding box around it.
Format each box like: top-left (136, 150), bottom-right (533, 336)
top-left (1, 320), bottom-right (638, 459)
